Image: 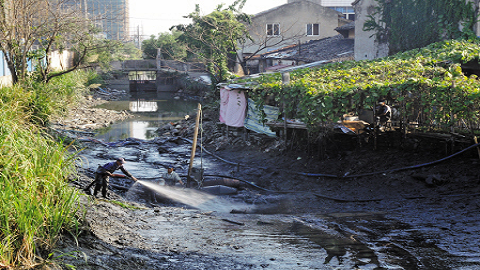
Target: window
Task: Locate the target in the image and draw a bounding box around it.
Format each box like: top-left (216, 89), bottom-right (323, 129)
top-left (329, 6), bottom-right (356, 21)
top-left (306, 23), bottom-right (320, 36)
top-left (266, 23), bottom-right (280, 36)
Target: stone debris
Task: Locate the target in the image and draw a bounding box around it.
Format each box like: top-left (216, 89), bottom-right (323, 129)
top-left (50, 87), bottom-right (135, 132)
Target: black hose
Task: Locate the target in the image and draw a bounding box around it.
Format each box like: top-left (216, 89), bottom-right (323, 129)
top-left (181, 138), bottom-right (269, 170)
top-left (183, 138), bottom-right (480, 179)
top-left (202, 174), bottom-right (277, 192)
top-left (300, 142), bottom-right (480, 178)
top-left (84, 139), bottom-right (480, 186)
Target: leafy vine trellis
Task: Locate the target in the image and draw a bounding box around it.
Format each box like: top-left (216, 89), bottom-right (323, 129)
top-left (240, 39), bottom-right (480, 137)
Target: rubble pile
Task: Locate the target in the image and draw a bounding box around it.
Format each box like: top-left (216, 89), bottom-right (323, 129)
top-left (50, 87), bottom-right (134, 132)
top-left (156, 109), bottom-right (286, 153)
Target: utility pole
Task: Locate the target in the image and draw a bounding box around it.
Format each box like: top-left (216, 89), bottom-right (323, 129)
top-left (137, 25), bottom-right (140, 48)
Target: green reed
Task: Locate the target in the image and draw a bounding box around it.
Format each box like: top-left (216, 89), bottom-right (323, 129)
top-left (0, 71), bottom-right (93, 268)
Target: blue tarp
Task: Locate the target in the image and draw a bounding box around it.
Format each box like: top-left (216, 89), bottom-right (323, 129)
top-left (244, 98), bottom-right (280, 137)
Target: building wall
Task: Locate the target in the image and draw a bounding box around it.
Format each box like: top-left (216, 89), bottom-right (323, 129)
top-left (353, 0), bottom-right (388, 60)
top-left (354, 0), bottom-right (480, 61)
top-left (0, 50), bottom-right (75, 86)
top-left (288, 0), bottom-right (355, 19)
top-left (320, 0), bottom-right (354, 6)
top-left (244, 1), bottom-right (342, 55)
top-left (469, 0), bottom-right (480, 36)
top-left (49, 50), bottom-right (75, 71)
top-left (82, 0), bottom-right (129, 40)
top-left (288, 0), bottom-right (353, 5)
top-left (0, 76), bottom-right (12, 87)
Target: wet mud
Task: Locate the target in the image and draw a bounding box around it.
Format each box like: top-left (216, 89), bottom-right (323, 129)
top-left (53, 90), bottom-right (480, 270)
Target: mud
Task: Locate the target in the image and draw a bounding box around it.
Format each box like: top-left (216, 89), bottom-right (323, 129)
top-left (52, 88), bottom-right (480, 270)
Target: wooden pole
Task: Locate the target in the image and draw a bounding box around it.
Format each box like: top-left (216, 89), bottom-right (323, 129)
top-left (282, 72), bottom-right (290, 143)
top-left (474, 136), bottom-right (480, 159)
top-left (187, 103), bottom-right (202, 187)
top-left (283, 101), bottom-right (288, 143)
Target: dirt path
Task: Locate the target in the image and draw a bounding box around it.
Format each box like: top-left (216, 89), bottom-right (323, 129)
top-left (52, 90), bottom-right (480, 270)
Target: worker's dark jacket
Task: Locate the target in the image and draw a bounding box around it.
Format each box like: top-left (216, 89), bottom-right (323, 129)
top-left (95, 161), bottom-right (133, 180)
top-left (375, 105), bottom-right (391, 123)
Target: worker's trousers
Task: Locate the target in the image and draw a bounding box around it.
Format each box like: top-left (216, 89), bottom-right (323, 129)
top-left (93, 173), bottom-right (109, 198)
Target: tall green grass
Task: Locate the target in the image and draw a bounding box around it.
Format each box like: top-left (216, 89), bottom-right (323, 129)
top-left (22, 70), bottom-right (93, 126)
top-left (0, 71), bottom-right (94, 268)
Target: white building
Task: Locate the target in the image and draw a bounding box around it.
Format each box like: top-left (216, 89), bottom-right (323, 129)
top-left (288, 0), bottom-right (356, 20)
top-left (242, 0), bottom-right (349, 57)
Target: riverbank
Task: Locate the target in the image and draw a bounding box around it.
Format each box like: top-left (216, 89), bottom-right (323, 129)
top-left (0, 72), bottom-right (98, 269)
top-left (55, 87), bottom-right (480, 269)
top-left (50, 87), bottom-right (134, 132)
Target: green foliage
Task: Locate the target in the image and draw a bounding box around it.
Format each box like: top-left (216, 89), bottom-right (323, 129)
top-left (142, 30), bottom-right (187, 60)
top-left (21, 71), bottom-right (90, 126)
top-left (364, 0), bottom-right (477, 55)
top-left (171, 0), bottom-right (251, 84)
top-left (241, 39), bottom-right (480, 134)
top-left (81, 40), bottom-right (142, 73)
top-left (121, 42), bottom-right (143, 60)
top-left (109, 200), bottom-right (144, 210)
top-left (85, 70), bottom-right (105, 86)
top-left (0, 75), bottom-right (86, 268)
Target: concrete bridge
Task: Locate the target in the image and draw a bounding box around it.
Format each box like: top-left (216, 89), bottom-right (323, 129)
top-left (117, 60), bottom-right (207, 93)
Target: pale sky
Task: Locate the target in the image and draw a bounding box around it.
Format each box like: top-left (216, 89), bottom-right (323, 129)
top-left (129, 0), bottom-right (287, 37)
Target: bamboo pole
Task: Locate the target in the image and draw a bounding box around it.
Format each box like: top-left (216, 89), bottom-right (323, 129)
top-left (187, 103), bottom-right (202, 187)
top-left (282, 72), bottom-right (290, 143)
top-left (474, 136), bottom-right (480, 159)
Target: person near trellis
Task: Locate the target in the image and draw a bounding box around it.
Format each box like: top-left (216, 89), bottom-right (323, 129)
top-left (375, 100), bottom-right (391, 127)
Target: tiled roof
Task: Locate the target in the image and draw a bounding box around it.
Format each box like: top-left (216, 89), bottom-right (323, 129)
top-left (352, 0), bottom-right (361, 5)
top-left (250, 35), bottom-right (354, 63)
top-left (335, 21), bottom-right (355, 31)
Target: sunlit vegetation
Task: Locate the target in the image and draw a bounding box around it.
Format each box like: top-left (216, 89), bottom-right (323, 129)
top-left (244, 39), bottom-right (480, 135)
top-left (0, 71), bottom-right (96, 268)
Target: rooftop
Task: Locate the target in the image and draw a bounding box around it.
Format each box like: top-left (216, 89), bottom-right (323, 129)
top-left (250, 34), bottom-right (354, 63)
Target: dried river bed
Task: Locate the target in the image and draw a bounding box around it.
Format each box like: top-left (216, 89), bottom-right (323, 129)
top-left (59, 136), bottom-right (480, 270)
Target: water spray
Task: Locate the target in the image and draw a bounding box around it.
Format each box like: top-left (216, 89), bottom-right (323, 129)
top-left (135, 180), bottom-right (252, 213)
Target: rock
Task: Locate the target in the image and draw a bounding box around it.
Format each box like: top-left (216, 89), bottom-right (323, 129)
top-left (201, 185), bottom-right (238, 195)
top-left (158, 146), bottom-right (169, 154)
top-left (161, 124), bottom-right (173, 130)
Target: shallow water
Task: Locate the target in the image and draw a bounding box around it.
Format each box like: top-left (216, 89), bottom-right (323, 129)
top-left (94, 97), bottom-right (198, 142)
top-left (133, 180), bottom-right (252, 213)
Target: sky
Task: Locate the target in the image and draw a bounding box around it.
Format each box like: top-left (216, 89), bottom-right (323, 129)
top-left (129, 0), bottom-right (287, 38)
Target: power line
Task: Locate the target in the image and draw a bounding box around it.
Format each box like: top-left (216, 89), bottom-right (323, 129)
top-left (129, 17), bottom-right (191, 21)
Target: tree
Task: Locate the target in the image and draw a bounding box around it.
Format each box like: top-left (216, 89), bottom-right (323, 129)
top-left (363, 0), bottom-right (477, 55)
top-left (171, 0), bottom-right (251, 84)
top-left (142, 30), bottom-right (187, 60)
top-left (238, 20), bottom-right (308, 74)
top-left (0, 0), bottom-right (115, 84)
top-left (83, 40), bottom-right (142, 72)
top-left (120, 41), bottom-right (143, 61)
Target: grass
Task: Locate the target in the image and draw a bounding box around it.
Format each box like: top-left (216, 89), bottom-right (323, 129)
top-left (0, 71), bottom-right (96, 268)
top-left (107, 200), bottom-right (145, 210)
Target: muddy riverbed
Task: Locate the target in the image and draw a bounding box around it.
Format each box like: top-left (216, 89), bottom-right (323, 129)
top-left (52, 88), bottom-right (480, 270)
